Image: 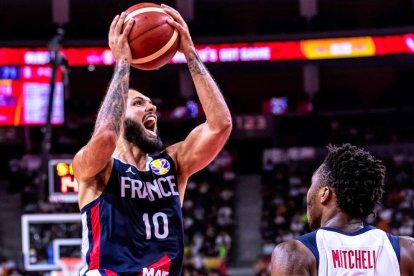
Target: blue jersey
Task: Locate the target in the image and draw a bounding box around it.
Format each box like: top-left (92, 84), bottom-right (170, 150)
top-left (80, 152), bottom-right (184, 276)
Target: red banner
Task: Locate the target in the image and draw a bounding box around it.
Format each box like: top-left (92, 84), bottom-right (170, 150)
top-left (0, 33), bottom-right (413, 66)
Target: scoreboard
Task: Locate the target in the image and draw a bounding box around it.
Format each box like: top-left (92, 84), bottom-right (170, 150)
top-left (48, 159), bottom-right (78, 203)
top-left (0, 65), bottom-right (64, 126)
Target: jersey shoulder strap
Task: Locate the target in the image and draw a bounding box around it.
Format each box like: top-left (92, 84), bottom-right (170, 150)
top-left (297, 230), bottom-right (319, 265)
top-left (387, 233), bottom-right (401, 262)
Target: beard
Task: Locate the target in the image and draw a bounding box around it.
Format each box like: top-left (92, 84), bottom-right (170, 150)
top-left (123, 118), bottom-right (164, 154)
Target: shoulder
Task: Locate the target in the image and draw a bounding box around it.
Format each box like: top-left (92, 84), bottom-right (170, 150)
top-left (165, 142), bottom-right (182, 169)
top-left (272, 239), bottom-right (311, 256)
top-left (399, 236), bottom-right (414, 274)
top-left (73, 148), bottom-right (113, 178)
top-left (72, 147), bottom-right (84, 166)
top-left (72, 147), bottom-right (86, 178)
top-left (399, 236), bottom-right (414, 252)
top-left (271, 240), bottom-right (316, 276)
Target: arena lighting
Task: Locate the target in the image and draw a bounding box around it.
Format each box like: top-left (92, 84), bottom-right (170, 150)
top-left (1, 33), bottom-right (414, 66)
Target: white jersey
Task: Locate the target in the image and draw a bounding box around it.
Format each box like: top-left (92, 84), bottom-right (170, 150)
top-left (298, 226), bottom-right (400, 276)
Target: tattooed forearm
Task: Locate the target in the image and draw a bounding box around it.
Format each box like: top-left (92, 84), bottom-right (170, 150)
top-left (95, 59), bottom-right (130, 135)
top-left (187, 51), bottom-right (207, 75)
top-left (185, 48), bottom-right (231, 131)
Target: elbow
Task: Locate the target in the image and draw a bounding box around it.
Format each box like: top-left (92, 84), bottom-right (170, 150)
top-left (207, 112), bottom-right (232, 137)
top-left (215, 116), bottom-right (233, 137)
top-left (104, 130), bottom-right (119, 144)
top-left (222, 117), bottom-right (232, 134)
top-left (102, 130), bottom-right (118, 146)
top-left (93, 128), bottom-right (118, 147)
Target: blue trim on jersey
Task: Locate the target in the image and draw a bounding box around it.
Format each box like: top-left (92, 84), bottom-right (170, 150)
top-left (297, 230), bottom-right (320, 265)
top-left (85, 210), bottom-right (93, 267)
top-left (80, 194), bottom-right (102, 214)
top-left (387, 234), bottom-right (401, 262)
top-left (113, 157), bottom-right (145, 172)
top-left (320, 225), bottom-right (376, 236)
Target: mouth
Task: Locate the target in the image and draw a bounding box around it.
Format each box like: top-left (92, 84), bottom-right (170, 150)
top-left (143, 115), bottom-right (157, 137)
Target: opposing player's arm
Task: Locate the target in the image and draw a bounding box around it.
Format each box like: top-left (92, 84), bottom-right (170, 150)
top-left (73, 13), bottom-right (134, 180)
top-left (400, 236), bottom-right (414, 276)
top-left (271, 240), bottom-right (316, 276)
top-left (163, 5), bottom-right (232, 179)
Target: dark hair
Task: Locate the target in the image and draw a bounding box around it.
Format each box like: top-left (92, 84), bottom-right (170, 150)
top-left (320, 144), bottom-right (386, 219)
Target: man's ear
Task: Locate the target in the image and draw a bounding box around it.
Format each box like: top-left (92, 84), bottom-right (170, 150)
top-left (319, 186), bottom-right (332, 205)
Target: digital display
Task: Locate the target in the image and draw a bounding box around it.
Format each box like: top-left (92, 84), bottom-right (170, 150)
top-left (0, 33), bottom-right (413, 67)
top-left (0, 66), bottom-right (19, 79)
top-left (0, 65), bottom-right (64, 126)
top-left (48, 159), bottom-right (79, 203)
top-left (233, 115), bottom-right (273, 139)
top-left (300, 37), bottom-right (376, 59)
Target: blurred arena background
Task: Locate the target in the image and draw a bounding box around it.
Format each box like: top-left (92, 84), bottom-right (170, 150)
top-left (1, 0), bottom-right (414, 275)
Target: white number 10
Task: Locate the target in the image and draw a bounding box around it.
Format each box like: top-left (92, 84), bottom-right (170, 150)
top-left (143, 212), bottom-right (169, 239)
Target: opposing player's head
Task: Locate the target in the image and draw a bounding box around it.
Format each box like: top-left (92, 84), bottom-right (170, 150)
top-left (307, 144), bottom-right (386, 230)
top-left (123, 89), bottom-right (163, 153)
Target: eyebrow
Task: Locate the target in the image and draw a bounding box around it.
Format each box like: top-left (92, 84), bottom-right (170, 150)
top-left (132, 96), bottom-right (152, 104)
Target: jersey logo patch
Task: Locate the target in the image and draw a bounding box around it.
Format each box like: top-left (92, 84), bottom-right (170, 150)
top-left (126, 166), bottom-right (136, 175)
top-left (150, 158), bottom-right (170, 175)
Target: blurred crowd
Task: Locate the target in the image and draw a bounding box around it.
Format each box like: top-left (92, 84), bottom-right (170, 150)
top-left (182, 150), bottom-right (235, 275)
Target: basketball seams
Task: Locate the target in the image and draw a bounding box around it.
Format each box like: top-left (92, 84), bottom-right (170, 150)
top-left (131, 37), bottom-right (178, 70)
top-left (124, 7), bottom-right (167, 23)
top-left (129, 21), bottom-right (170, 45)
top-left (131, 29), bottom-right (178, 65)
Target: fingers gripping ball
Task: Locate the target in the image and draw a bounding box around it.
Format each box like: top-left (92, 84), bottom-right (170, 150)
top-left (124, 2), bottom-right (180, 70)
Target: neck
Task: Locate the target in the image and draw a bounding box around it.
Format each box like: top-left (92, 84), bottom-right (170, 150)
top-left (114, 138), bottom-right (149, 170)
top-left (320, 207), bottom-right (364, 232)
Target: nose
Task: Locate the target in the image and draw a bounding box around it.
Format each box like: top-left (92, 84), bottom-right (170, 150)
top-left (146, 102), bottom-right (157, 113)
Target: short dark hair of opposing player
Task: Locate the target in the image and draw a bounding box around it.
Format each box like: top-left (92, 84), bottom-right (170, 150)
top-left (319, 143), bottom-right (386, 219)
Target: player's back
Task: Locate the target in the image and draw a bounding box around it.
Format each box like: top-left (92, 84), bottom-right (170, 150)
top-left (298, 225), bottom-right (400, 276)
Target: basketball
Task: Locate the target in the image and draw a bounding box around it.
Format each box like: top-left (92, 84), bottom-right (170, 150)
top-left (124, 2), bottom-right (180, 70)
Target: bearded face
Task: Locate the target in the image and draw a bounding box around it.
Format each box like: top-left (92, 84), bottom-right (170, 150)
top-left (123, 118), bottom-right (164, 154)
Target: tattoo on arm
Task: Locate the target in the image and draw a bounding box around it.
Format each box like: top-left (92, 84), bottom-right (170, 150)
top-left (95, 59), bottom-right (130, 135)
top-left (187, 51), bottom-right (207, 76)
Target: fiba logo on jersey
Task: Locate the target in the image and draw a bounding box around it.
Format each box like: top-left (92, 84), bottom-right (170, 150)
top-left (150, 159), bottom-right (170, 175)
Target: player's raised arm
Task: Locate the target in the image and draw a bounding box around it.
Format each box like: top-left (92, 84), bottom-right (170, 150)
top-left (73, 13), bottom-right (134, 180)
top-left (271, 241), bottom-right (315, 276)
top-left (162, 4), bottom-right (232, 180)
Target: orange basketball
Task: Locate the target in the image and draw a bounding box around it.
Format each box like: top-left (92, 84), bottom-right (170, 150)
top-left (124, 2), bottom-right (180, 70)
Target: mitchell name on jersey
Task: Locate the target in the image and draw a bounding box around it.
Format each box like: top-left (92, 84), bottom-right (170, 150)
top-left (331, 249), bottom-right (377, 269)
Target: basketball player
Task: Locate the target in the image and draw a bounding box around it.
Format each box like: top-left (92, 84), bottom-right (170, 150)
top-left (73, 5), bottom-right (232, 276)
top-left (271, 144), bottom-right (414, 276)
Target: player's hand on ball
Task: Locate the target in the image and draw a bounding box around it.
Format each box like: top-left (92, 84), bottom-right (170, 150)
top-left (161, 4), bottom-right (195, 56)
top-left (109, 12), bottom-right (135, 63)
